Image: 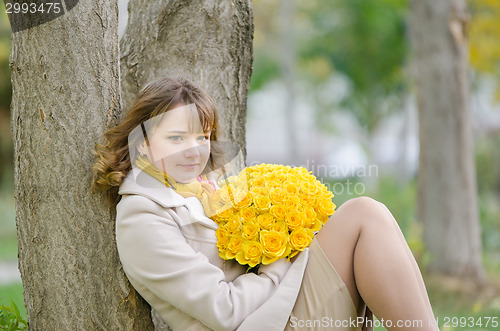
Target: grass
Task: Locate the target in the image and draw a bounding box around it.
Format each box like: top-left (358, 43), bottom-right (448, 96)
top-left (0, 282), bottom-right (26, 321)
top-left (426, 274), bottom-right (500, 330)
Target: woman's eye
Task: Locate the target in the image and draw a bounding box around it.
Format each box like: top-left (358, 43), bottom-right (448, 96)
top-left (167, 136), bottom-right (182, 142)
top-left (198, 135), bottom-right (209, 141)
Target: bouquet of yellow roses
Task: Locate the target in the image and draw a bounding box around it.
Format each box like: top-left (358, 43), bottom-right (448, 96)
top-left (209, 163), bottom-right (336, 268)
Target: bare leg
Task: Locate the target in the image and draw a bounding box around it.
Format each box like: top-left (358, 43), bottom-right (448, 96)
top-left (316, 197), bottom-right (437, 330)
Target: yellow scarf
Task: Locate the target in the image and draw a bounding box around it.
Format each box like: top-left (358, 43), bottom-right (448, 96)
top-left (135, 156), bottom-right (216, 215)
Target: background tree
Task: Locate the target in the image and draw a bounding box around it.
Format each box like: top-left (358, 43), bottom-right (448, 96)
top-left (409, 0), bottom-right (486, 282)
top-left (10, 1), bottom-right (153, 329)
top-left (10, 0), bottom-right (253, 329)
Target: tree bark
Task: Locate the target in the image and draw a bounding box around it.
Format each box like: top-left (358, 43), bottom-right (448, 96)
top-left (120, 0), bottom-right (253, 158)
top-left (10, 1), bottom-right (153, 329)
top-left (409, 0), bottom-right (486, 282)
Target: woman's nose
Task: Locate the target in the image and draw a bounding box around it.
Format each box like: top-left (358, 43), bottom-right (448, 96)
top-left (183, 139), bottom-right (202, 158)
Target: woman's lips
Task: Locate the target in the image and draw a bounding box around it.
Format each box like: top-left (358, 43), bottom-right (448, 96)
top-left (179, 163), bottom-right (199, 169)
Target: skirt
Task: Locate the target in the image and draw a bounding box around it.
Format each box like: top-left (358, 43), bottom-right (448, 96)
top-left (285, 238), bottom-right (374, 331)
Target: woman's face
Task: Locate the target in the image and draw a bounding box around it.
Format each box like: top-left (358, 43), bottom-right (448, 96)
top-left (140, 104), bottom-right (211, 183)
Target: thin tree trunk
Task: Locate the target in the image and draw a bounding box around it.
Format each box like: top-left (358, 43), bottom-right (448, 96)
top-left (410, 0), bottom-right (485, 282)
top-left (120, 0), bottom-right (253, 160)
top-left (10, 1), bottom-right (153, 329)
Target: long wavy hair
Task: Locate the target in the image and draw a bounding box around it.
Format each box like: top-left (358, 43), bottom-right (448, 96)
top-left (92, 76), bottom-right (220, 208)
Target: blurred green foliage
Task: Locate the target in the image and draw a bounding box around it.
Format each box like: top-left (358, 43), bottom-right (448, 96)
top-left (0, 284), bottom-right (26, 329)
top-left (298, 0), bottom-right (408, 133)
top-left (0, 299), bottom-right (27, 331)
top-left (0, 8), bottom-right (12, 189)
top-left (251, 0), bottom-right (408, 133)
top-left (0, 7), bottom-right (11, 110)
top-left (0, 190), bottom-right (16, 261)
top-left (469, 0), bottom-right (500, 101)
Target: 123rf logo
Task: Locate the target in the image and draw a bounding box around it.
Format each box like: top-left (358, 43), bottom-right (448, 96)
top-left (2, 0), bottom-right (79, 32)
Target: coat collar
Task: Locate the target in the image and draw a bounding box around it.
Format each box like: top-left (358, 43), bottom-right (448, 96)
top-left (119, 168), bottom-right (219, 229)
top-left (119, 167), bottom-right (187, 208)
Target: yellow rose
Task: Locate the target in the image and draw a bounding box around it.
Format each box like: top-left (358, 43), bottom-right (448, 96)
top-left (253, 195), bottom-right (271, 211)
top-left (289, 228), bottom-right (314, 251)
top-left (270, 220), bottom-right (288, 234)
top-left (260, 230), bottom-right (288, 264)
top-left (226, 234), bottom-right (245, 259)
top-left (248, 167), bottom-right (264, 178)
top-left (251, 186), bottom-right (268, 197)
top-left (284, 181), bottom-right (300, 195)
top-left (269, 187), bottom-right (286, 203)
top-left (318, 198), bottom-right (336, 215)
top-left (299, 193), bottom-right (316, 207)
top-left (277, 173), bottom-right (288, 182)
top-left (242, 221), bottom-right (260, 241)
top-left (225, 217), bottom-right (241, 233)
top-left (263, 172), bottom-right (278, 182)
top-left (300, 181), bottom-right (319, 196)
top-left (296, 168), bottom-right (313, 181)
top-left (270, 204), bottom-right (287, 220)
top-left (215, 227), bottom-right (230, 251)
top-left (236, 241), bottom-right (263, 267)
top-left (250, 176), bottom-right (266, 188)
top-left (286, 211), bottom-right (306, 230)
top-left (266, 180), bottom-right (281, 190)
top-left (239, 207), bottom-right (256, 222)
top-left (214, 206), bottom-right (235, 221)
top-left (233, 191), bottom-right (252, 208)
top-left (283, 195), bottom-right (300, 211)
top-left (257, 213), bottom-right (275, 230)
top-left (303, 206), bottom-right (316, 227)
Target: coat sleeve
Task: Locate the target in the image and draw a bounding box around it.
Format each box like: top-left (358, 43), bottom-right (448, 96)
top-left (116, 194), bottom-right (292, 331)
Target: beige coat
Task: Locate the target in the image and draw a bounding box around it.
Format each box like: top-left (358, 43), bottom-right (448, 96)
top-left (116, 168), bottom-right (309, 331)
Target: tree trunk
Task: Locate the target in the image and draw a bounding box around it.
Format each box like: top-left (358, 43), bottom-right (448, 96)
top-left (120, 0), bottom-right (253, 159)
top-left (120, 1), bottom-right (253, 328)
top-left (10, 1), bottom-right (154, 329)
top-left (409, 0), bottom-right (486, 282)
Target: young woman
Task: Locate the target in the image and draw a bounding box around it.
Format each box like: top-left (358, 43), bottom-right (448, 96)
top-left (93, 76), bottom-right (438, 331)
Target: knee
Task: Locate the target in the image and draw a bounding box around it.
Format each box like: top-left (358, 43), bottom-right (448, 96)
top-left (340, 196), bottom-right (382, 212)
top-left (338, 196), bottom-right (393, 228)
